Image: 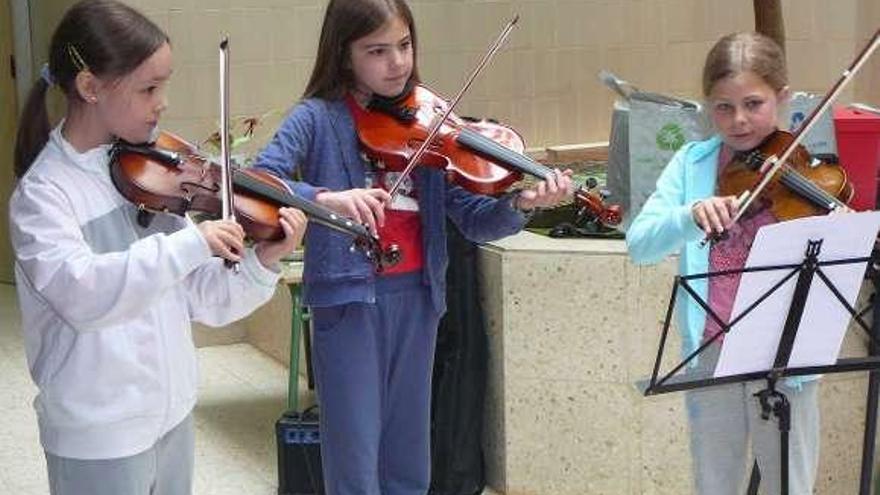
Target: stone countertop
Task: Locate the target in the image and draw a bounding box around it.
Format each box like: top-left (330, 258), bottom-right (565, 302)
top-left (280, 260), bottom-right (304, 284)
top-left (482, 230), bottom-right (628, 255)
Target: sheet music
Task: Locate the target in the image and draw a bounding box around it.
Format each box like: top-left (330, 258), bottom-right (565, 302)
top-left (714, 211), bottom-right (880, 378)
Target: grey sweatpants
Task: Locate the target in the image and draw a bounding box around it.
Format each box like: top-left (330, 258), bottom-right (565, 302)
top-left (686, 346), bottom-right (820, 495)
top-left (45, 414), bottom-right (195, 495)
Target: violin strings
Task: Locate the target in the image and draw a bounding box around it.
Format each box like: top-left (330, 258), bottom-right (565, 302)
top-left (751, 147), bottom-right (846, 210)
top-left (780, 170), bottom-right (833, 209)
top-left (786, 168), bottom-right (844, 207)
top-left (458, 127), bottom-right (551, 180)
top-left (779, 167), bottom-right (845, 210)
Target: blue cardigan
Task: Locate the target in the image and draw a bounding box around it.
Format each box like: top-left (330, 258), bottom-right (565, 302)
top-left (253, 98), bottom-right (528, 312)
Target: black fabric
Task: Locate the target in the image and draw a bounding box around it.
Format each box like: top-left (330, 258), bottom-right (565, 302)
top-left (429, 221), bottom-right (487, 495)
top-left (366, 79), bottom-right (417, 123)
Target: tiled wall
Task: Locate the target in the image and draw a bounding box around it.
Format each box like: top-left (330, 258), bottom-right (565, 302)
top-left (29, 0), bottom-right (880, 152)
top-left (112, 0), bottom-right (878, 155)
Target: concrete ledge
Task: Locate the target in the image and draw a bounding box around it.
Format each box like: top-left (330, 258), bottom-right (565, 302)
top-left (479, 230), bottom-right (876, 494)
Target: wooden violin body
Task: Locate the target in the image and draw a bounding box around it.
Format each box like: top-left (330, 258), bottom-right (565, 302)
top-left (351, 83), bottom-right (622, 229)
top-left (350, 84), bottom-right (528, 195)
top-left (110, 131), bottom-right (400, 269)
top-left (718, 130), bottom-right (853, 221)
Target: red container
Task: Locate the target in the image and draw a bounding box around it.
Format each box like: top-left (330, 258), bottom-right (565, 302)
top-left (833, 106), bottom-right (880, 211)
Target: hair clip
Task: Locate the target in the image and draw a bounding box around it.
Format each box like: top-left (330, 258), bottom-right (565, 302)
top-left (66, 43), bottom-right (88, 72)
top-left (40, 63), bottom-right (55, 86)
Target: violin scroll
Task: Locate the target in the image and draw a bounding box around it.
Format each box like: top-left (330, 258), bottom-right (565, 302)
top-left (573, 177), bottom-right (622, 229)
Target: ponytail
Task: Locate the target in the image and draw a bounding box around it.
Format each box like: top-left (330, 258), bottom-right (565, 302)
top-left (13, 79), bottom-right (52, 178)
top-left (13, 0), bottom-right (168, 178)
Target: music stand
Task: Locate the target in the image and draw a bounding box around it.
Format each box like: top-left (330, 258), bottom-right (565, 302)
top-left (643, 211), bottom-right (880, 495)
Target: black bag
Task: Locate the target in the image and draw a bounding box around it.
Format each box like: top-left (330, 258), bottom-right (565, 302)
top-left (276, 406), bottom-right (324, 494)
top-left (429, 222), bottom-right (487, 495)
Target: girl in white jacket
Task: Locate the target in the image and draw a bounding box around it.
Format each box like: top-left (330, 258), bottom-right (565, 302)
top-left (10, 1), bottom-right (306, 493)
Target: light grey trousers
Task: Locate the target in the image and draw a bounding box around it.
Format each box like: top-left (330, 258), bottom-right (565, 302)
top-left (45, 414), bottom-right (195, 495)
top-left (686, 346), bottom-right (820, 495)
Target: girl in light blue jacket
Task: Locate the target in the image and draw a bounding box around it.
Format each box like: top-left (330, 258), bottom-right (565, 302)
top-left (626, 32), bottom-right (820, 495)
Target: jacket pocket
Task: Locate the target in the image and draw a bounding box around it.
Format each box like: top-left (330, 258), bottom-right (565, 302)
top-left (310, 304), bottom-right (353, 334)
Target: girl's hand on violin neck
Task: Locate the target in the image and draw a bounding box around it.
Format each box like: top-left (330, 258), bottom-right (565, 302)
top-left (315, 188), bottom-right (391, 235)
top-left (198, 220), bottom-right (246, 262)
top-left (692, 195), bottom-right (739, 235)
top-left (515, 168), bottom-right (574, 210)
top-left (255, 207), bottom-right (309, 268)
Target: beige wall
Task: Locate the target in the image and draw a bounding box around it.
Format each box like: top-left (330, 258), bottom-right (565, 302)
top-left (20, 1), bottom-right (880, 151)
top-left (116, 0), bottom-right (880, 154)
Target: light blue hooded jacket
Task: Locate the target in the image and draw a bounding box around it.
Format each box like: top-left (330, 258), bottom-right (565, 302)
top-left (626, 136), bottom-right (722, 358)
top-left (626, 135), bottom-right (813, 387)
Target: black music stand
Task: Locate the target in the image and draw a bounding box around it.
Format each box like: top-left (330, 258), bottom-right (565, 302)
top-left (643, 212), bottom-right (880, 495)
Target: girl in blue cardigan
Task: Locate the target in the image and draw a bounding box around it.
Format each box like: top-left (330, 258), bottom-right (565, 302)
top-left (627, 32), bottom-right (822, 495)
top-left (253, 0), bottom-right (572, 493)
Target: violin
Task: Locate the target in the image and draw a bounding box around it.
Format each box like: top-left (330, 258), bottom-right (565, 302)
top-left (109, 130), bottom-right (400, 270)
top-left (350, 83), bottom-right (622, 228)
top-left (576, 177), bottom-right (623, 227)
top-left (718, 130), bottom-right (853, 221)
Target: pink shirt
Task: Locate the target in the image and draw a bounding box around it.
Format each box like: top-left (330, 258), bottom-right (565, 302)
top-left (703, 146), bottom-right (776, 342)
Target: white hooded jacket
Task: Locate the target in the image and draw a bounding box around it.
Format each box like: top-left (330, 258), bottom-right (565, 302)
top-left (9, 126), bottom-right (280, 459)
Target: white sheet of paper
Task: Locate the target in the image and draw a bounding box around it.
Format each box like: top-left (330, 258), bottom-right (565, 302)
top-left (713, 211), bottom-right (880, 378)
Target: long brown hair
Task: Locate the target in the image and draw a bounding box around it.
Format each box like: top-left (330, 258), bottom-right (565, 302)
top-left (702, 32), bottom-right (788, 98)
top-left (303, 0), bottom-right (420, 100)
top-left (13, 0), bottom-right (168, 178)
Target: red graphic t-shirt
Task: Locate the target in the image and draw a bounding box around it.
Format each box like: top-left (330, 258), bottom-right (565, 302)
top-left (345, 93), bottom-right (424, 274)
top-left (704, 146), bottom-right (777, 342)
top-left (365, 163), bottom-right (424, 275)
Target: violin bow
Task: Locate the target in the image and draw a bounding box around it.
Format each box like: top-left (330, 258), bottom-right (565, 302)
top-left (387, 15), bottom-right (519, 198)
top-left (219, 36), bottom-right (240, 271)
top-left (702, 27), bottom-right (880, 246)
